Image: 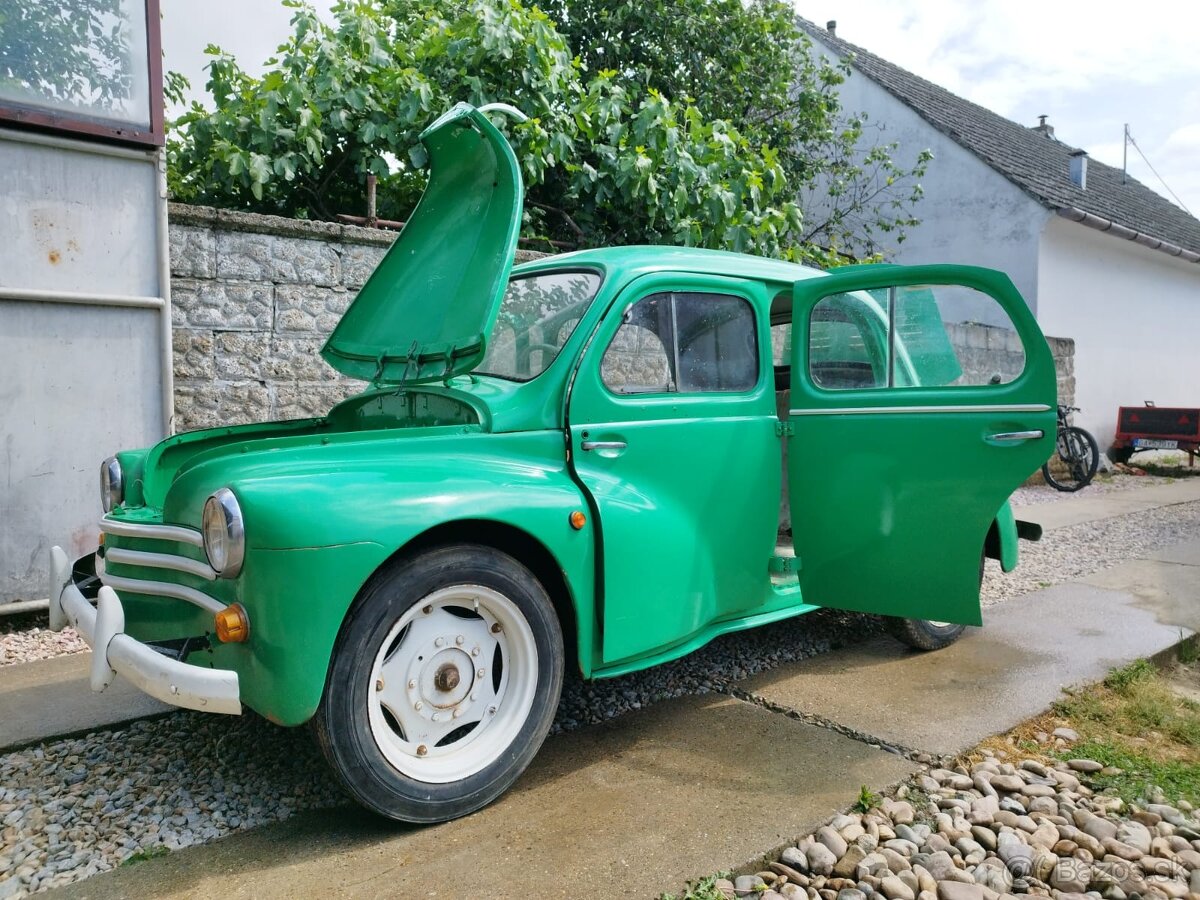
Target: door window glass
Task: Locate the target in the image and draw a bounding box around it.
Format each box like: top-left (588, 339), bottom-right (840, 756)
top-left (602, 292), bottom-right (758, 394)
top-left (807, 284), bottom-right (1025, 390)
top-left (808, 290), bottom-right (889, 389)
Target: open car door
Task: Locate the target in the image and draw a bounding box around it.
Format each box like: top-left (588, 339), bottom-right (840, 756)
top-left (787, 265), bottom-right (1055, 625)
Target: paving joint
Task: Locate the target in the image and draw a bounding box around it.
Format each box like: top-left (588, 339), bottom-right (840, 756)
top-left (722, 684), bottom-right (924, 760)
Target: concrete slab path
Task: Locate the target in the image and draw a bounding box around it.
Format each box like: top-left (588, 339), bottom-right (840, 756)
top-left (50, 695), bottom-right (917, 900)
top-left (0, 653), bottom-right (170, 752)
top-left (741, 580), bottom-right (1193, 758)
top-left (1012, 479), bottom-right (1200, 532)
top-left (23, 482), bottom-right (1200, 899)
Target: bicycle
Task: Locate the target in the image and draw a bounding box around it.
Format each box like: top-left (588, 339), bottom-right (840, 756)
top-left (1041, 405), bottom-right (1099, 492)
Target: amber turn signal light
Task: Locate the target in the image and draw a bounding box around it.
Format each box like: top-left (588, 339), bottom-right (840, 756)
top-left (214, 603), bottom-right (250, 643)
top-left (569, 510), bottom-right (587, 530)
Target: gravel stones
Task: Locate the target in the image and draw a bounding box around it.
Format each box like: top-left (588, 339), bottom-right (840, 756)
top-left (808, 841), bottom-right (839, 876)
top-left (0, 615), bottom-right (86, 667)
top-left (761, 747), bottom-right (1200, 900)
top-left (1067, 758), bottom-right (1104, 773)
top-left (818, 825), bottom-right (851, 859)
top-left (0, 712), bottom-right (347, 896)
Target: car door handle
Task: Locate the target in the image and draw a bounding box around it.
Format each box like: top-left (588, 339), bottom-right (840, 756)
top-left (581, 440), bottom-right (627, 451)
top-left (988, 430), bottom-right (1044, 441)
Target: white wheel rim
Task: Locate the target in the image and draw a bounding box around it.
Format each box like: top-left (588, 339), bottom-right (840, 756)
top-left (926, 620), bottom-right (953, 628)
top-left (367, 584), bottom-right (539, 783)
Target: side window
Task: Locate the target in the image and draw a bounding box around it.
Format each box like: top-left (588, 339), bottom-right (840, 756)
top-left (601, 291), bottom-right (759, 395)
top-left (809, 291), bottom-right (889, 390)
top-left (808, 284), bottom-right (1025, 390)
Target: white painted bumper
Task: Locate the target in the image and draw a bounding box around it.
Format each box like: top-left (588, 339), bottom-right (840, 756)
top-left (49, 546), bottom-right (241, 716)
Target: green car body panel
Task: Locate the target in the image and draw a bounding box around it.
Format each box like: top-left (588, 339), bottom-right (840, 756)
top-left (89, 105), bottom-right (1054, 727)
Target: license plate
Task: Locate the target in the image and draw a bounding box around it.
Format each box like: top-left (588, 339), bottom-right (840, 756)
top-left (1133, 438), bottom-right (1178, 449)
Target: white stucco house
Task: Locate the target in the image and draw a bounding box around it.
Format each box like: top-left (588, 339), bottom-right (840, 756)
top-left (800, 20), bottom-right (1200, 450)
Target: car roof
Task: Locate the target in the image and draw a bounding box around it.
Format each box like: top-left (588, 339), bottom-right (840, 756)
top-left (511, 245), bottom-right (830, 287)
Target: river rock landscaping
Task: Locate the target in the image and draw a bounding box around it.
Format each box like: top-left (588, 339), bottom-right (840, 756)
top-left (685, 658), bottom-right (1200, 900)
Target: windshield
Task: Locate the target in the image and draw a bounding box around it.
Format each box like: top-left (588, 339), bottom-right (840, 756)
top-left (476, 270), bottom-right (602, 382)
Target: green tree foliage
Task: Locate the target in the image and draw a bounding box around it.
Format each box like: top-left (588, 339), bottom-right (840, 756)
top-left (167, 0), bottom-right (930, 264)
top-left (0, 0), bottom-right (134, 110)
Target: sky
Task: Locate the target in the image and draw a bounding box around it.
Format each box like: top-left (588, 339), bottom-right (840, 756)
top-left (160, 0), bottom-right (1200, 215)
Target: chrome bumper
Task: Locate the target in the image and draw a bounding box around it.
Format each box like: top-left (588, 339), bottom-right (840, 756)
top-left (48, 546), bottom-right (241, 716)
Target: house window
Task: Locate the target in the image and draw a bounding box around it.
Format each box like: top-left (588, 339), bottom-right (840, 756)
top-left (0, 0), bottom-right (164, 147)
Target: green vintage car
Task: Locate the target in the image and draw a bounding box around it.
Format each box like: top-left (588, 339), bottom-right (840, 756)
top-left (50, 103), bottom-right (1054, 823)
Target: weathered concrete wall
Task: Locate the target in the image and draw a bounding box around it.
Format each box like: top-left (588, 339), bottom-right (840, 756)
top-left (168, 203), bottom-right (542, 430)
top-left (805, 31), bottom-right (1052, 313)
top-left (1038, 217), bottom-right (1198, 447)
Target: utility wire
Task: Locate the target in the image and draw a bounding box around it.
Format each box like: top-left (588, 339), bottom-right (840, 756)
top-left (1126, 128), bottom-right (1193, 215)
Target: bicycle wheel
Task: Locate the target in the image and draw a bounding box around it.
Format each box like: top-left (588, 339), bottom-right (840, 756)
top-left (1042, 426), bottom-right (1099, 491)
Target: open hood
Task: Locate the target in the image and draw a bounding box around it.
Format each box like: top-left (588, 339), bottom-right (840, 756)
top-left (321, 103), bottom-right (524, 384)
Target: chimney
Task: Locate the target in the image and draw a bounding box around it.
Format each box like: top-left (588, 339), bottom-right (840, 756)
top-left (1069, 149), bottom-right (1088, 189)
top-left (1032, 115), bottom-right (1055, 138)
top-left (826, 20), bottom-right (837, 36)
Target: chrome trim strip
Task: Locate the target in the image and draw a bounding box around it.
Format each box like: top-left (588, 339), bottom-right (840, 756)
top-left (104, 548), bottom-right (217, 582)
top-left (788, 403), bottom-right (1052, 416)
top-left (100, 519), bottom-right (204, 548)
top-left (98, 573), bottom-right (225, 615)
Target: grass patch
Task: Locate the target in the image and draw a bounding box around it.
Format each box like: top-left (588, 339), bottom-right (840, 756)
top-left (1048, 659), bottom-right (1200, 807)
top-left (661, 872), bottom-right (737, 900)
top-left (121, 845), bottom-right (170, 867)
top-left (853, 784), bottom-right (882, 813)
top-left (1135, 460), bottom-right (1200, 478)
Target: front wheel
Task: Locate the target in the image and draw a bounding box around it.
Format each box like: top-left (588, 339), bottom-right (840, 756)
top-left (312, 544), bottom-right (564, 823)
top-left (1042, 426), bottom-right (1099, 492)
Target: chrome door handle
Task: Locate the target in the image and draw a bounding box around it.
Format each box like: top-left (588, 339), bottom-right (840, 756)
top-left (581, 440), bottom-right (627, 451)
top-left (988, 430), bottom-right (1044, 441)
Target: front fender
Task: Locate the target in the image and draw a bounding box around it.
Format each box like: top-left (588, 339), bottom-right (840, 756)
top-left (202, 432), bottom-right (595, 726)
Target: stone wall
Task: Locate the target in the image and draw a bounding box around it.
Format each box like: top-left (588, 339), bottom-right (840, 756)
top-left (947, 323), bottom-right (1075, 404)
top-left (167, 204), bottom-right (1075, 430)
top-left (168, 203), bottom-right (544, 431)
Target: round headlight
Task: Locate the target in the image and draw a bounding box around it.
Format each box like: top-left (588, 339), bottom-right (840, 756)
top-left (202, 488), bottom-right (245, 578)
top-left (100, 457), bottom-right (123, 513)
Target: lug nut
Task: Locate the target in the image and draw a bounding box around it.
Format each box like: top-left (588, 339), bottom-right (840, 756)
top-left (453, 708), bottom-right (463, 719)
top-left (375, 679), bottom-right (384, 692)
top-left (432, 713), bottom-right (440, 722)
top-left (408, 679), bottom-right (416, 689)
top-left (471, 646), bottom-right (480, 657)
top-left (490, 623), bottom-right (502, 634)
top-left (435, 637), bottom-right (444, 648)
top-left (456, 634), bottom-right (465, 645)
top-left (414, 701), bottom-right (423, 711)
top-left (416, 744), bottom-right (427, 757)
top-left (422, 605), bottom-right (432, 614)
top-left (477, 668), bottom-right (485, 678)
top-left (488, 706), bottom-right (497, 716)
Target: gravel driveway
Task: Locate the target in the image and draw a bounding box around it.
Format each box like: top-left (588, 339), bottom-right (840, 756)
top-left (2, 480), bottom-right (1198, 896)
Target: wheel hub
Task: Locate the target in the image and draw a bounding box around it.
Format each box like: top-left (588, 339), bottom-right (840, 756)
top-left (434, 663), bottom-right (460, 693)
top-left (416, 647), bottom-right (475, 710)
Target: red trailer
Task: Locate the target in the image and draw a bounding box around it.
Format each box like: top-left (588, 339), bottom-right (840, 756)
top-left (1112, 404), bottom-right (1200, 466)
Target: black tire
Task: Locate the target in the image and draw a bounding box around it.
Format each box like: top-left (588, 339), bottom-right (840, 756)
top-left (1042, 425), bottom-right (1099, 492)
top-left (1110, 446), bottom-right (1134, 465)
top-left (887, 553), bottom-right (979, 651)
top-left (312, 544), bottom-right (563, 823)
top-left (887, 617), bottom-right (967, 651)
